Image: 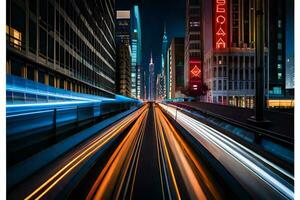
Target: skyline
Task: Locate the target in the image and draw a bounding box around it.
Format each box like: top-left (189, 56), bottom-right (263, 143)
top-left (4, 0), bottom-right (296, 199)
top-left (116, 0), bottom-right (185, 76)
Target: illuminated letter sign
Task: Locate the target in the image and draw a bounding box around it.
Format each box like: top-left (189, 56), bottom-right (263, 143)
top-left (214, 0), bottom-right (227, 49)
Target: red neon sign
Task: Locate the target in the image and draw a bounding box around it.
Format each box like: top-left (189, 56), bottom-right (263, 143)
top-left (191, 65), bottom-right (201, 77)
top-left (214, 0), bottom-right (227, 49)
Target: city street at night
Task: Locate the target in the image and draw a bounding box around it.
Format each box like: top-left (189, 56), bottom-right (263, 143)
top-left (3, 0), bottom-right (296, 199)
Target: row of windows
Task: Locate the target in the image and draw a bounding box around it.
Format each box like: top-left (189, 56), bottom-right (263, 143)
top-left (7, 0), bottom-right (116, 96)
top-left (212, 67), bottom-right (254, 80)
top-left (210, 96), bottom-right (254, 108)
top-left (22, 0), bottom-right (115, 76)
top-left (212, 80), bottom-right (255, 91)
top-left (7, 59), bottom-right (114, 97)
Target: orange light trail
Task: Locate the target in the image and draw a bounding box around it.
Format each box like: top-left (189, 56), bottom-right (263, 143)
top-left (25, 105), bottom-right (148, 200)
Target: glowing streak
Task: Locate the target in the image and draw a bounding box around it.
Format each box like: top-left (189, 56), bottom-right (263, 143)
top-left (25, 105), bottom-right (147, 200)
top-left (159, 104), bottom-right (294, 199)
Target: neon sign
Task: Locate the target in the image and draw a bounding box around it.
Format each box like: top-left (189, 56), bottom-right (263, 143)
top-left (214, 0), bottom-right (227, 49)
top-left (189, 60), bottom-right (202, 92)
top-left (191, 65), bottom-right (201, 77)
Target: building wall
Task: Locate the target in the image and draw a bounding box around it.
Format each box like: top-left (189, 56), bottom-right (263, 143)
top-left (168, 37), bottom-right (184, 99)
top-left (149, 60), bottom-right (155, 100)
top-left (268, 0), bottom-right (286, 98)
top-left (130, 5), bottom-right (142, 99)
top-left (184, 0), bottom-right (203, 92)
top-left (6, 0), bottom-right (116, 97)
top-left (116, 10), bottom-right (131, 97)
top-left (116, 44), bottom-right (131, 97)
top-left (203, 0), bottom-right (269, 108)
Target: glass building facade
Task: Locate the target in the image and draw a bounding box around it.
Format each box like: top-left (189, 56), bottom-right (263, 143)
top-left (130, 5), bottom-right (142, 99)
top-left (6, 0), bottom-right (116, 98)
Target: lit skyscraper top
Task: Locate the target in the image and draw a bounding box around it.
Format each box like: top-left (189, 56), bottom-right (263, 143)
top-left (149, 52), bottom-right (155, 100)
top-left (161, 23), bottom-right (168, 72)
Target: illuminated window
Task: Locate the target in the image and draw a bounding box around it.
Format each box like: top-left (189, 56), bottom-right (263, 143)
top-left (278, 73), bottom-right (282, 80)
top-left (7, 25), bottom-right (22, 50)
top-left (277, 64), bottom-right (282, 69)
top-left (278, 20), bottom-right (282, 28)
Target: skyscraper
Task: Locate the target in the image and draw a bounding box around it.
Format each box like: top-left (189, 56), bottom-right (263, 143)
top-left (130, 5), bottom-right (142, 99)
top-left (203, 0), bottom-right (269, 108)
top-left (149, 53), bottom-right (155, 100)
top-left (161, 24), bottom-right (168, 73)
top-left (184, 0), bottom-right (203, 95)
top-left (157, 25), bottom-right (168, 100)
top-left (6, 0), bottom-right (116, 97)
top-left (167, 38), bottom-right (185, 99)
top-left (268, 0), bottom-right (286, 99)
top-left (116, 10), bottom-right (131, 97)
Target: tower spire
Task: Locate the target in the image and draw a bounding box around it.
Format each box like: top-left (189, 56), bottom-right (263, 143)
top-left (150, 51), bottom-right (153, 64)
top-left (164, 22), bottom-right (166, 34)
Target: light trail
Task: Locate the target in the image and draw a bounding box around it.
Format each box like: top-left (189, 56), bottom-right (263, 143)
top-left (154, 105), bottom-right (222, 200)
top-left (24, 104), bottom-right (148, 200)
top-left (87, 105), bottom-right (149, 199)
top-left (159, 103), bottom-right (294, 200)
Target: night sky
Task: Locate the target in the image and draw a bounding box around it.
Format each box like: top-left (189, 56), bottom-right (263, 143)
top-left (116, 0), bottom-right (185, 76)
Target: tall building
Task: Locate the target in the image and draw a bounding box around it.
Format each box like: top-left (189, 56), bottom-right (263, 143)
top-left (130, 5), bottom-right (142, 99)
top-left (157, 25), bottom-right (168, 100)
top-left (285, 0), bottom-right (294, 90)
top-left (148, 53), bottom-right (155, 101)
top-left (184, 0), bottom-right (203, 94)
top-left (203, 0), bottom-right (269, 108)
top-left (6, 0), bottom-right (116, 97)
top-left (161, 24), bottom-right (168, 75)
top-left (116, 10), bottom-right (131, 97)
top-left (167, 37), bottom-right (185, 99)
top-left (268, 0), bottom-right (286, 99)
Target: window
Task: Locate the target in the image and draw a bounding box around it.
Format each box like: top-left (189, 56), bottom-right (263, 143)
top-left (278, 73), bottom-right (282, 80)
top-left (229, 81), bottom-right (232, 90)
top-left (27, 66), bottom-right (35, 81)
top-left (278, 20), bottom-right (282, 28)
top-left (277, 64), bottom-right (282, 69)
top-left (11, 60), bottom-right (23, 76)
top-left (60, 45), bottom-right (64, 66)
top-left (48, 36), bottom-right (54, 61)
top-left (218, 80), bottom-right (222, 90)
top-left (223, 80), bottom-right (227, 90)
top-left (48, 2), bottom-right (54, 31)
top-left (38, 70), bottom-right (45, 83)
top-left (213, 80), bottom-right (216, 90)
top-left (56, 41), bottom-right (59, 63)
top-left (29, 20), bottom-right (37, 53)
top-left (278, 43), bottom-right (282, 50)
top-left (39, 0), bottom-right (47, 23)
top-left (39, 27), bottom-right (47, 56)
